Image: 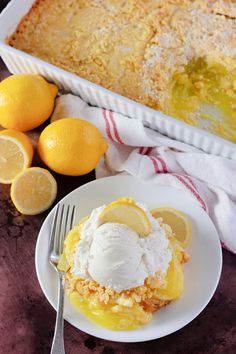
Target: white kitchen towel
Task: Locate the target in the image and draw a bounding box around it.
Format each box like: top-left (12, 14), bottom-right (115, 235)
top-left (51, 94), bottom-right (236, 254)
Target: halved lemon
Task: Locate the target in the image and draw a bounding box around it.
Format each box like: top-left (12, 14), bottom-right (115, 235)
top-left (99, 199), bottom-right (151, 236)
top-left (0, 129), bottom-right (33, 184)
top-left (151, 207), bottom-right (191, 247)
top-left (10, 167), bottom-right (57, 215)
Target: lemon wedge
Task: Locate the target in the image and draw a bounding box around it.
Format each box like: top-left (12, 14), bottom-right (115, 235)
top-left (99, 199), bottom-right (151, 236)
top-left (151, 207), bottom-right (191, 247)
top-left (0, 129), bottom-right (33, 184)
top-left (10, 167), bottom-right (57, 215)
top-left (154, 253), bottom-right (184, 301)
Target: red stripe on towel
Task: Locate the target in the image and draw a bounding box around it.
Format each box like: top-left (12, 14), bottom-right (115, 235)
top-left (183, 174), bottom-right (196, 189)
top-left (140, 147), bottom-right (149, 155)
top-left (102, 109), bottom-right (113, 141)
top-left (146, 147), bottom-right (153, 155)
top-left (155, 156), bottom-right (168, 173)
top-left (140, 147), bottom-right (153, 155)
top-left (173, 173), bottom-right (207, 210)
top-left (182, 175), bottom-right (207, 211)
top-left (149, 156), bottom-right (159, 173)
top-left (182, 175), bottom-right (208, 212)
top-left (109, 111), bottom-right (124, 144)
top-left (143, 147), bottom-right (149, 155)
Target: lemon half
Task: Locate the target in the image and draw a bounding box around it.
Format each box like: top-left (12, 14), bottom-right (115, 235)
top-left (10, 167), bottom-right (57, 215)
top-left (0, 129), bottom-right (33, 184)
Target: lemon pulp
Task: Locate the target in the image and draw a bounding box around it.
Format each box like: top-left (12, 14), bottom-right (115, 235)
top-left (0, 138), bottom-right (25, 182)
top-left (0, 129), bottom-right (33, 184)
top-left (165, 58), bottom-right (236, 142)
top-left (10, 167), bottom-right (57, 215)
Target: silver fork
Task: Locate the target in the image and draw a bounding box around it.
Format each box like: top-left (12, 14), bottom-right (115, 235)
top-left (49, 203), bottom-right (75, 354)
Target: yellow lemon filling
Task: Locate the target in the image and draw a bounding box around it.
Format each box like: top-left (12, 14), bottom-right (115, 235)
top-left (59, 200), bottom-right (190, 331)
top-left (70, 292), bottom-right (152, 331)
top-left (166, 58), bottom-right (236, 142)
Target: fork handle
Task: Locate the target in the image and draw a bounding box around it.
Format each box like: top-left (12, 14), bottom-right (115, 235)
top-left (50, 272), bottom-right (65, 354)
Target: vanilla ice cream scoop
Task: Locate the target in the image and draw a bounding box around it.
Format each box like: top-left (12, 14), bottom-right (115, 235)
top-left (88, 223), bottom-right (148, 291)
top-left (72, 203), bottom-right (172, 292)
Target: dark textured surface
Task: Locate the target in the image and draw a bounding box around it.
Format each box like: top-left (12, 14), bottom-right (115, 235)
top-left (1, 2), bottom-right (236, 353)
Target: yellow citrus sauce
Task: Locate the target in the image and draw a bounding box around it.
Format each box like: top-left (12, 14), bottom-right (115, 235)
top-left (60, 216), bottom-right (186, 331)
top-left (70, 292), bottom-right (151, 330)
top-left (69, 252), bottom-right (183, 330)
top-left (165, 58), bottom-right (236, 142)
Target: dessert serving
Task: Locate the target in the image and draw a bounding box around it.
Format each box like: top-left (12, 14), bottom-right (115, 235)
top-left (58, 197), bottom-right (190, 330)
top-left (6, 0), bottom-right (236, 142)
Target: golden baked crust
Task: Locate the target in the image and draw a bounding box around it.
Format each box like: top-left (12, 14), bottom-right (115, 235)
top-left (7, 0), bottom-right (236, 140)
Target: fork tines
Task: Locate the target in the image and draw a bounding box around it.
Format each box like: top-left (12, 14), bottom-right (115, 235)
top-left (49, 204), bottom-right (75, 262)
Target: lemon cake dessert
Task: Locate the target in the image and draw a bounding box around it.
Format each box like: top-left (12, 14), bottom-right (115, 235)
top-left (7, 0), bottom-right (236, 141)
top-left (58, 197), bottom-right (190, 330)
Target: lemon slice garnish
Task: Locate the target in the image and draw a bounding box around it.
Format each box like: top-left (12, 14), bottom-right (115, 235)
top-left (151, 207), bottom-right (191, 247)
top-left (154, 253), bottom-right (184, 301)
top-left (99, 199), bottom-right (151, 236)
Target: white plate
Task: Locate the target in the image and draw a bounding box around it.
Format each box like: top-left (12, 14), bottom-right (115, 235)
top-left (35, 175), bottom-right (222, 342)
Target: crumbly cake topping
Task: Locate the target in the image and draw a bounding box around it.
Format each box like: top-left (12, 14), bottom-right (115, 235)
top-left (7, 0), bottom-right (236, 141)
top-left (142, 4), bottom-right (236, 106)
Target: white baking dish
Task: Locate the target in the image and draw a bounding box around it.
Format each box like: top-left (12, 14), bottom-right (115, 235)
top-left (0, 0), bottom-right (236, 159)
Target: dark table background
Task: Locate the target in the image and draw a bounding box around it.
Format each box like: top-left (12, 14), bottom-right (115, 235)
top-left (0, 1), bottom-right (236, 353)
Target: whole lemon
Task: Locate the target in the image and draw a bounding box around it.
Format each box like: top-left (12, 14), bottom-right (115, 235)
top-left (38, 118), bottom-right (108, 176)
top-left (0, 74), bottom-right (58, 131)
